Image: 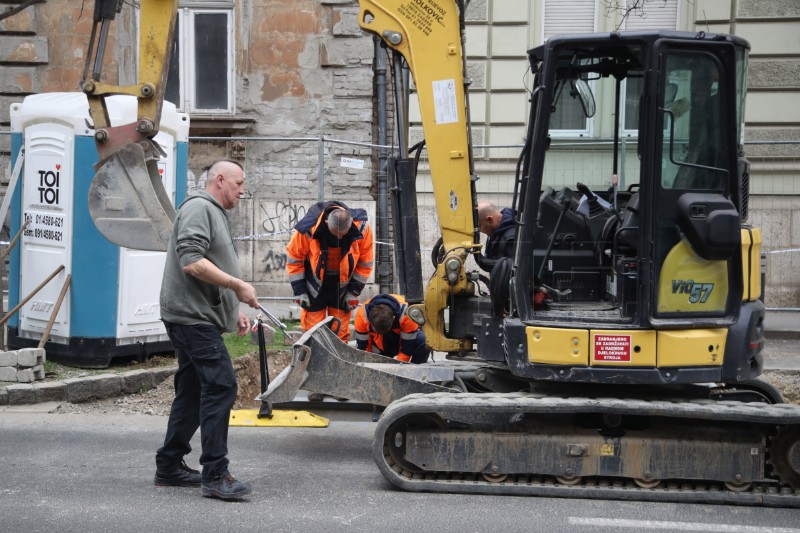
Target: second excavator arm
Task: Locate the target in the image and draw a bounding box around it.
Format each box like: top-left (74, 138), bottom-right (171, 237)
top-left (81, 0), bottom-right (179, 251)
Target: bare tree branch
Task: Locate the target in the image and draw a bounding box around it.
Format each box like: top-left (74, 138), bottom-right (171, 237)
top-left (0, 0), bottom-right (47, 22)
top-left (601, 0), bottom-right (670, 31)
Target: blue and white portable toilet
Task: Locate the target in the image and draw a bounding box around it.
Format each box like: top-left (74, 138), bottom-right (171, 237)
top-left (8, 93), bottom-right (189, 367)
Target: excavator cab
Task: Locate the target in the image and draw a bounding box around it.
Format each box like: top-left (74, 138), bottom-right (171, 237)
top-left (499, 32), bottom-right (757, 385)
top-left (81, 0), bottom-right (179, 251)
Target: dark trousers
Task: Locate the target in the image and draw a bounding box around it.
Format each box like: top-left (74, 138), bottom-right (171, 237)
top-left (156, 321), bottom-right (237, 481)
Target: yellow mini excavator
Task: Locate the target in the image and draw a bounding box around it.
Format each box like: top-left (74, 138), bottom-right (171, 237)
top-left (82, 0), bottom-right (800, 507)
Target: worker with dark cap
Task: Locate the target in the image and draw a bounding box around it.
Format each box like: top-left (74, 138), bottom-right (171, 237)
top-left (354, 293), bottom-right (430, 364)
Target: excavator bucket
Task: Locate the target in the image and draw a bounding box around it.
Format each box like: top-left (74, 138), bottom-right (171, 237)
top-left (257, 318), bottom-right (456, 407)
top-left (88, 142), bottom-right (176, 251)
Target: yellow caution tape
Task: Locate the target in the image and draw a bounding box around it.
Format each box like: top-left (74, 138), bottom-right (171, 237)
top-left (228, 409), bottom-right (329, 428)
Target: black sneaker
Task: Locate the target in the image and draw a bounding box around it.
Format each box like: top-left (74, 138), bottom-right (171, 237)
top-left (201, 473), bottom-right (252, 501)
top-left (154, 460), bottom-right (201, 487)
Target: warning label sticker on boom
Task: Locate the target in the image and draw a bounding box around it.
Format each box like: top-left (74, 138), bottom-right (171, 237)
top-left (432, 79), bottom-right (458, 124)
top-left (593, 334), bottom-right (632, 362)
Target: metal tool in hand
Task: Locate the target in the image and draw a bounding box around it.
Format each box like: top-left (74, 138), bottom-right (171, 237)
top-left (254, 313), bottom-right (273, 419)
top-left (257, 304), bottom-right (290, 337)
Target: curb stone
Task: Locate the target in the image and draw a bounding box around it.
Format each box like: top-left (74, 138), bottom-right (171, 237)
top-left (0, 366), bottom-right (177, 406)
top-left (6, 384), bottom-right (36, 405)
top-left (35, 381), bottom-right (67, 403)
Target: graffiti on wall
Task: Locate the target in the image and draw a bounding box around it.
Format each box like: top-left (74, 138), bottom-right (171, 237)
top-left (251, 200), bottom-right (375, 284)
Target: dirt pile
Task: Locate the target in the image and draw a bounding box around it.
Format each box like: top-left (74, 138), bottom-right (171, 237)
top-left (55, 350), bottom-right (292, 416)
top-left (763, 370), bottom-right (800, 404)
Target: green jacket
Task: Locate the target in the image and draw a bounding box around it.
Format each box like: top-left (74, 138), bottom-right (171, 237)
top-left (159, 190), bottom-right (241, 332)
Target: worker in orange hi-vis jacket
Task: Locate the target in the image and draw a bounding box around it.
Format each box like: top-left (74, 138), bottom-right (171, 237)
top-left (353, 294), bottom-right (430, 364)
top-left (286, 201), bottom-right (374, 342)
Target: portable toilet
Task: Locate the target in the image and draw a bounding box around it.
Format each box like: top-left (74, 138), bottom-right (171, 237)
top-left (8, 93), bottom-right (189, 367)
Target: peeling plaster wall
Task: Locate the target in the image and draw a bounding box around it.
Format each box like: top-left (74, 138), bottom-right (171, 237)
top-left (3, 0), bottom-right (798, 306)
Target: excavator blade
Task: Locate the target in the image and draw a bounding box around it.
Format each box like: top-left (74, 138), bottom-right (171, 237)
top-left (257, 318), bottom-right (456, 407)
top-left (88, 142), bottom-right (176, 251)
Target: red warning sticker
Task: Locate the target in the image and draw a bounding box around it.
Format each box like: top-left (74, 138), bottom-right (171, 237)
top-left (593, 334), bottom-right (631, 362)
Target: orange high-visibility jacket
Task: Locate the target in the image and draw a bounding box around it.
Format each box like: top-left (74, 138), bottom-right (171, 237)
top-left (286, 201), bottom-right (374, 299)
top-left (353, 294), bottom-right (421, 362)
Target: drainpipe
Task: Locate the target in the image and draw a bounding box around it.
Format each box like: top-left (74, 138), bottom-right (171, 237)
top-left (375, 38), bottom-right (392, 293)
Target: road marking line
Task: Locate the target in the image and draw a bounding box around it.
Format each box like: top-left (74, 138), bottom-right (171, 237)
top-left (568, 517), bottom-right (800, 532)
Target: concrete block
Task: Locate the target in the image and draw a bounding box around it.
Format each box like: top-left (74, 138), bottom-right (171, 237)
top-left (319, 36), bottom-right (374, 68)
top-left (0, 4), bottom-right (35, 33)
top-left (33, 365), bottom-right (45, 380)
top-left (17, 348), bottom-right (43, 367)
top-left (6, 384), bottom-right (36, 405)
top-left (150, 368), bottom-right (176, 387)
top-left (87, 374), bottom-right (122, 400)
top-left (0, 351), bottom-right (17, 367)
top-left (64, 377), bottom-right (93, 403)
top-left (332, 7), bottom-right (361, 37)
top-left (0, 367), bottom-right (16, 382)
top-left (121, 369), bottom-right (154, 394)
top-left (0, 35), bottom-right (49, 63)
top-left (0, 65), bottom-right (38, 93)
top-left (35, 381), bottom-right (65, 403)
top-left (249, 323), bottom-right (276, 346)
top-left (16, 368), bottom-right (34, 383)
top-left (0, 388), bottom-right (7, 405)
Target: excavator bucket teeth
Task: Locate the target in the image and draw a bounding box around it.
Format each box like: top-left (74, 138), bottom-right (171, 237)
top-left (88, 142), bottom-right (176, 251)
top-left (257, 318), bottom-right (455, 407)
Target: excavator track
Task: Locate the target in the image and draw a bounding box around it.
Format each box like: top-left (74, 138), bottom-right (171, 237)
top-left (373, 393), bottom-right (800, 507)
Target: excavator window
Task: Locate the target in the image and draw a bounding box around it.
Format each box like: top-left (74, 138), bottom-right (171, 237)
top-left (652, 48), bottom-right (738, 319)
top-left (661, 54), bottom-right (726, 191)
top-left (550, 79), bottom-right (590, 131)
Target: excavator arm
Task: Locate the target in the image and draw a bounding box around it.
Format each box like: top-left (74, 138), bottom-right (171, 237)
top-left (81, 0), bottom-right (179, 251)
top-left (358, 0), bottom-right (480, 352)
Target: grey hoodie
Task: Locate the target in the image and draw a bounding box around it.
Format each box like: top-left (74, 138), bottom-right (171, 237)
top-left (159, 190), bottom-right (241, 332)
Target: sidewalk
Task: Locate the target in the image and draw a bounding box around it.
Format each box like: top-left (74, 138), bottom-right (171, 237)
top-left (1, 310), bottom-right (798, 406)
top-left (764, 310), bottom-right (800, 340)
top-left (0, 366), bottom-right (176, 407)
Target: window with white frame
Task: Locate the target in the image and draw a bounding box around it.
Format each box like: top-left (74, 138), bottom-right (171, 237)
top-left (622, 0), bottom-right (679, 134)
top-left (543, 0), bottom-right (597, 136)
top-left (164, 2), bottom-right (235, 114)
top-left (542, 0), bottom-right (679, 138)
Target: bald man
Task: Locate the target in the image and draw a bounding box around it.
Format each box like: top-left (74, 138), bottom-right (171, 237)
top-left (477, 201), bottom-right (516, 272)
top-left (156, 159), bottom-right (257, 501)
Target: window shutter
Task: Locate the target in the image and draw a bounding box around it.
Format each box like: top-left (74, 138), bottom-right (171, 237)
top-left (624, 0), bottom-right (678, 30)
top-left (544, 0), bottom-right (596, 39)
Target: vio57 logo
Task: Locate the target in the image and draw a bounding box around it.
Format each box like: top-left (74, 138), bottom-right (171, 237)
top-left (672, 280), bottom-right (714, 304)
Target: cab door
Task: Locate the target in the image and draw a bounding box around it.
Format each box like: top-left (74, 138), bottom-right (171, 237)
top-left (648, 42), bottom-right (743, 326)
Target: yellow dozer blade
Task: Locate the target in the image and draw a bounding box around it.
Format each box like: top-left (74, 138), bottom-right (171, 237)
top-left (229, 409), bottom-right (329, 428)
top-left (88, 141), bottom-right (176, 251)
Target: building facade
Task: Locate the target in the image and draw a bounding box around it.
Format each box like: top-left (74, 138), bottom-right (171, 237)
top-left (1, 0), bottom-right (798, 305)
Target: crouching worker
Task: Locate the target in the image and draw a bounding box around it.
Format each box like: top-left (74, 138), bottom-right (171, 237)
top-left (354, 294), bottom-right (430, 364)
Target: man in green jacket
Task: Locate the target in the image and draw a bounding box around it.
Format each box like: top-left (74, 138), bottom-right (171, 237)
top-left (155, 159), bottom-right (258, 501)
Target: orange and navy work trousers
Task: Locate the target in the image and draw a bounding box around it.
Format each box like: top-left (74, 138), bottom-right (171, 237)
top-left (300, 277), bottom-right (353, 342)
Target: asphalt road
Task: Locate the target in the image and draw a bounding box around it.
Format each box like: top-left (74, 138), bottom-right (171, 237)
top-left (1, 408), bottom-right (799, 533)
